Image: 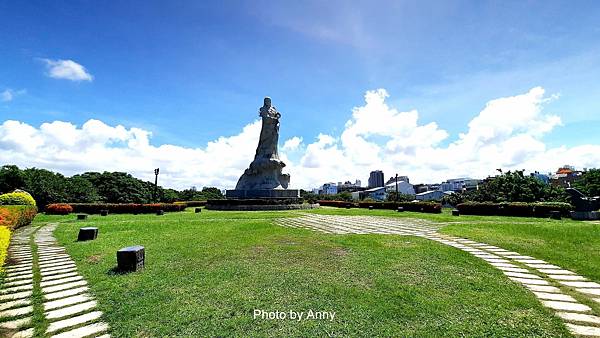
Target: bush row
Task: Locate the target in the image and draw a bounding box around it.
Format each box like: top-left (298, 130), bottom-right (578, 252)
top-left (317, 200), bottom-right (443, 213)
top-left (0, 205), bottom-right (38, 229)
top-left (174, 201), bottom-right (207, 207)
top-left (0, 191), bottom-right (37, 207)
top-left (456, 202), bottom-right (573, 217)
top-left (45, 203), bottom-right (187, 215)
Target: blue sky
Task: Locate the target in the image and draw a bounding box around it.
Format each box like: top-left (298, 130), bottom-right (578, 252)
top-left (1, 1), bottom-right (600, 189)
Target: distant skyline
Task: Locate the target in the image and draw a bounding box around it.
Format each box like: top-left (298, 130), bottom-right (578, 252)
top-left (1, 1), bottom-right (600, 189)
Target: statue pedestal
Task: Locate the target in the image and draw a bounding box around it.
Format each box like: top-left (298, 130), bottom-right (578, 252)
top-left (225, 189), bottom-right (300, 199)
top-left (570, 211), bottom-right (600, 220)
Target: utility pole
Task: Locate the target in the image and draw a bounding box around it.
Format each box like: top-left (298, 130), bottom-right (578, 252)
top-left (154, 168), bottom-right (160, 202)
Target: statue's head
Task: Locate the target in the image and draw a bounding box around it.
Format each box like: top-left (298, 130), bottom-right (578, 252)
top-left (263, 97), bottom-right (272, 107)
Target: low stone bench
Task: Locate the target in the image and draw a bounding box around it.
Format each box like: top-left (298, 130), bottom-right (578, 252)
top-left (117, 245), bottom-right (145, 272)
top-left (452, 209), bottom-right (460, 216)
top-left (78, 227), bottom-right (98, 241)
top-left (397, 207), bottom-right (404, 212)
top-left (100, 210), bottom-right (109, 216)
top-left (156, 210), bottom-right (164, 216)
top-left (195, 208), bottom-right (202, 213)
top-left (77, 214), bottom-right (88, 220)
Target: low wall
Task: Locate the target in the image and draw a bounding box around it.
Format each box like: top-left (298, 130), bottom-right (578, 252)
top-left (206, 203), bottom-right (319, 211)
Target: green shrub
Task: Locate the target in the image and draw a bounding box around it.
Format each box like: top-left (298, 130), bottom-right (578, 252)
top-left (0, 191), bottom-right (36, 207)
top-left (0, 205), bottom-right (37, 229)
top-left (318, 200), bottom-right (442, 213)
top-left (456, 202), bottom-right (573, 217)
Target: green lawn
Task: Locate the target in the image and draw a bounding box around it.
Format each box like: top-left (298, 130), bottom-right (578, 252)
top-left (34, 209), bottom-right (576, 337)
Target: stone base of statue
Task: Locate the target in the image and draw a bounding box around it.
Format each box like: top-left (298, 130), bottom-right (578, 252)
top-left (225, 189), bottom-right (300, 199)
top-left (570, 211), bottom-right (600, 220)
top-left (206, 196), bottom-right (318, 211)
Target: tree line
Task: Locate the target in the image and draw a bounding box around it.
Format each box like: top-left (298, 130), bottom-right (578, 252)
top-left (0, 165), bottom-right (223, 207)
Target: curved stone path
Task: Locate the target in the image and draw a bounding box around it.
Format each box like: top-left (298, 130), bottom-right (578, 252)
top-left (276, 214), bottom-right (600, 337)
top-left (1, 223), bottom-right (109, 337)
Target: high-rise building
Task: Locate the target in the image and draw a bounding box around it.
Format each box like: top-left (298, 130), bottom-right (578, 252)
top-left (368, 170), bottom-right (384, 188)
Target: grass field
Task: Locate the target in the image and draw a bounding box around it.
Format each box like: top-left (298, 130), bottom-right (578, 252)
top-left (28, 208), bottom-right (592, 336)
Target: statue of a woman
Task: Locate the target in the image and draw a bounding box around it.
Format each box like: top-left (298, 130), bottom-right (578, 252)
top-left (235, 97), bottom-right (290, 190)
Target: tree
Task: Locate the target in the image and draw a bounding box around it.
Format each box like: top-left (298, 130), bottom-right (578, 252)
top-left (385, 192), bottom-right (413, 202)
top-left (0, 165), bottom-right (25, 194)
top-left (65, 176), bottom-right (99, 203)
top-left (22, 168), bottom-right (68, 207)
top-left (199, 187), bottom-right (224, 200)
top-left (80, 172), bottom-right (152, 203)
top-left (574, 169), bottom-right (600, 197)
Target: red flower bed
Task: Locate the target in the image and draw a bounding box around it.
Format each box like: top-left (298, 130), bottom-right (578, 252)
top-left (46, 203), bottom-right (74, 215)
top-left (0, 205), bottom-right (37, 229)
top-left (67, 203), bottom-right (186, 214)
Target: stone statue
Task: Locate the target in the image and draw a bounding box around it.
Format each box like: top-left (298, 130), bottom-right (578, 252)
top-left (235, 97), bottom-right (291, 190)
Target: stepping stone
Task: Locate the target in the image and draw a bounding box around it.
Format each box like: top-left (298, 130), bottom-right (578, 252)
top-left (4, 267), bottom-right (31, 274)
top-left (495, 266), bottom-right (530, 273)
top-left (542, 300), bottom-right (591, 312)
top-left (11, 327), bottom-right (34, 338)
top-left (538, 269), bottom-right (575, 275)
top-left (482, 258), bottom-right (511, 264)
top-left (488, 262), bottom-right (518, 269)
top-left (41, 275), bottom-right (84, 288)
top-left (560, 281), bottom-right (600, 288)
top-left (566, 323), bottom-right (600, 336)
top-left (509, 277), bottom-right (550, 285)
top-left (0, 284), bottom-right (33, 294)
top-left (6, 271), bottom-right (33, 279)
top-left (4, 278), bottom-right (33, 288)
top-left (0, 298), bottom-right (30, 311)
top-left (0, 290), bottom-right (32, 302)
top-left (40, 264), bottom-right (77, 273)
top-left (5, 264), bottom-right (32, 271)
top-left (525, 284), bottom-right (561, 294)
top-left (42, 272), bottom-right (80, 282)
top-left (0, 316), bottom-right (31, 329)
top-left (39, 261), bottom-right (76, 269)
top-left (548, 274), bottom-right (586, 281)
top-left (557, 312), bottom-right (600, 325)
top-left (43, 280), bottom-right (87, 294)
top-left (44, 294), bottom-right (92, 311)
top-left (503, 271), bottom-right (542, 279)
top-left (0, 305), bottom-right (33, 318)
top-left (41, 267), bottom-right (77, 277)
top-left (45, 300), bottom-right (97, 320)
top-left (44, 286), bottom-right (89, 301)
top-left (515, 259), bottom-right (547, 264)
top-left (50, 322), bottom-right (109, 338)
top-left (526, 263), bottom-right (561, 269)
top-left (46, 310), bottom-right (103, 333)
top-left (532, 291), bottom-right (577, 302)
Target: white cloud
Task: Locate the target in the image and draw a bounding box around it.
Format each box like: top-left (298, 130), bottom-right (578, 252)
top-left (42, 59), bottom-right (93, 81)
top-left (1, 89), bottom-right (26, 102)
top-left (281, 136), bottom-right (303, 151)
top-left (1, 87), bottom-right (599, 190)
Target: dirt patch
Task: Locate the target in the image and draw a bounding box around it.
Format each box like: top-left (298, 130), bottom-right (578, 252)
top-left (331, 247), bottom-right (351, 257)
top-left (86, 254), bottom-right (102, 264)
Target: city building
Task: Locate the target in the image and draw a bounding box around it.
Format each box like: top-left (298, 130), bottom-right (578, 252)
top-left (321, 182), bottom-right (338, 195)
top-left (384, 181), bottom-right (415, 196)
top-left (368, 170), bottom-right (385, 188)
top-left (551, 165), bottom-right (583, 188)
top-left (439, 178), bottom-right (480, 192)
top-left (337, 180), bottom-right (364, 193)
top-left (530, 171), bottom-right (550, 185)
top-left (413, 183), bottom-right (441, 194)
top-left (415, 190), bottom-right (447, 201)
top-left (385, 175), bottom-right (410, 185)
top-left (363, 186), bottom-right (387, 201)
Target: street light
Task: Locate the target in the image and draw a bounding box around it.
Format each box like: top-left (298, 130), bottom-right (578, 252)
top-left (154, 168), bottom-right (160, 202)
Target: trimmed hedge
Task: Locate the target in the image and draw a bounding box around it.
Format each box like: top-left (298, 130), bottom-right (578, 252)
top-left (0, 191), bottom-right (36, 207)
top-left (46, 203), bottom-right (74, 215)
top-left (68, 203), bottom-right (186, 214)
top-left (173, 201), bottom-right (207, 208)
top-left (0, 205), bottom-right (37, 230)
top-left (0, 226), bottom-right (10, 273)
top-left (317, 200), bottom-right (442, 213)
top-left (456, 202), bottom-right (573, 217)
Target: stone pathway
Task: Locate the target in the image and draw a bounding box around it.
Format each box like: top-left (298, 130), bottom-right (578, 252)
top-left (1, 223), bottom-right (109, 337)
top-left (276, 214), bottom-right (600, 337)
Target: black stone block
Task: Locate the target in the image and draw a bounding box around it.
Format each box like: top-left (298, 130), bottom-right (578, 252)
top-left (452, 209), bottom-right (460, 216)
top-left (156, 210), bottom-right (164, 216)
top-left (77, 214), bottom-right (88, 220)
top-left (100, 210), bottom-right (109, 216)
top-left (78, 227), bottom-right (98, 241)
top-left (117, 245), bottom-right (145, 272)
top-left (397, 207), bottom-right (404, 212)
top-left (549, 211), bottom-right (561, 220)
top-left (195, 208), bottom-right (202, 213)
top-left (368, 205), bottom-right (374, 210)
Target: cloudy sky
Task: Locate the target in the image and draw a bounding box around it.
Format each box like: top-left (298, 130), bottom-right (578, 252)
top-left (1, 1), bottom-right (600, 189)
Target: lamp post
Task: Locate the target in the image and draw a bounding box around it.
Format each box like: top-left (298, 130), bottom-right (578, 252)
top-left (154, 168), bottom-right (160, 202)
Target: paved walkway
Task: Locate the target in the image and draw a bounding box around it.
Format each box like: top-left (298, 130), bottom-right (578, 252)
top-left (276, 214), bottom-right (600, 337)
top-left (1, 223), bottom-right (109, 337)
